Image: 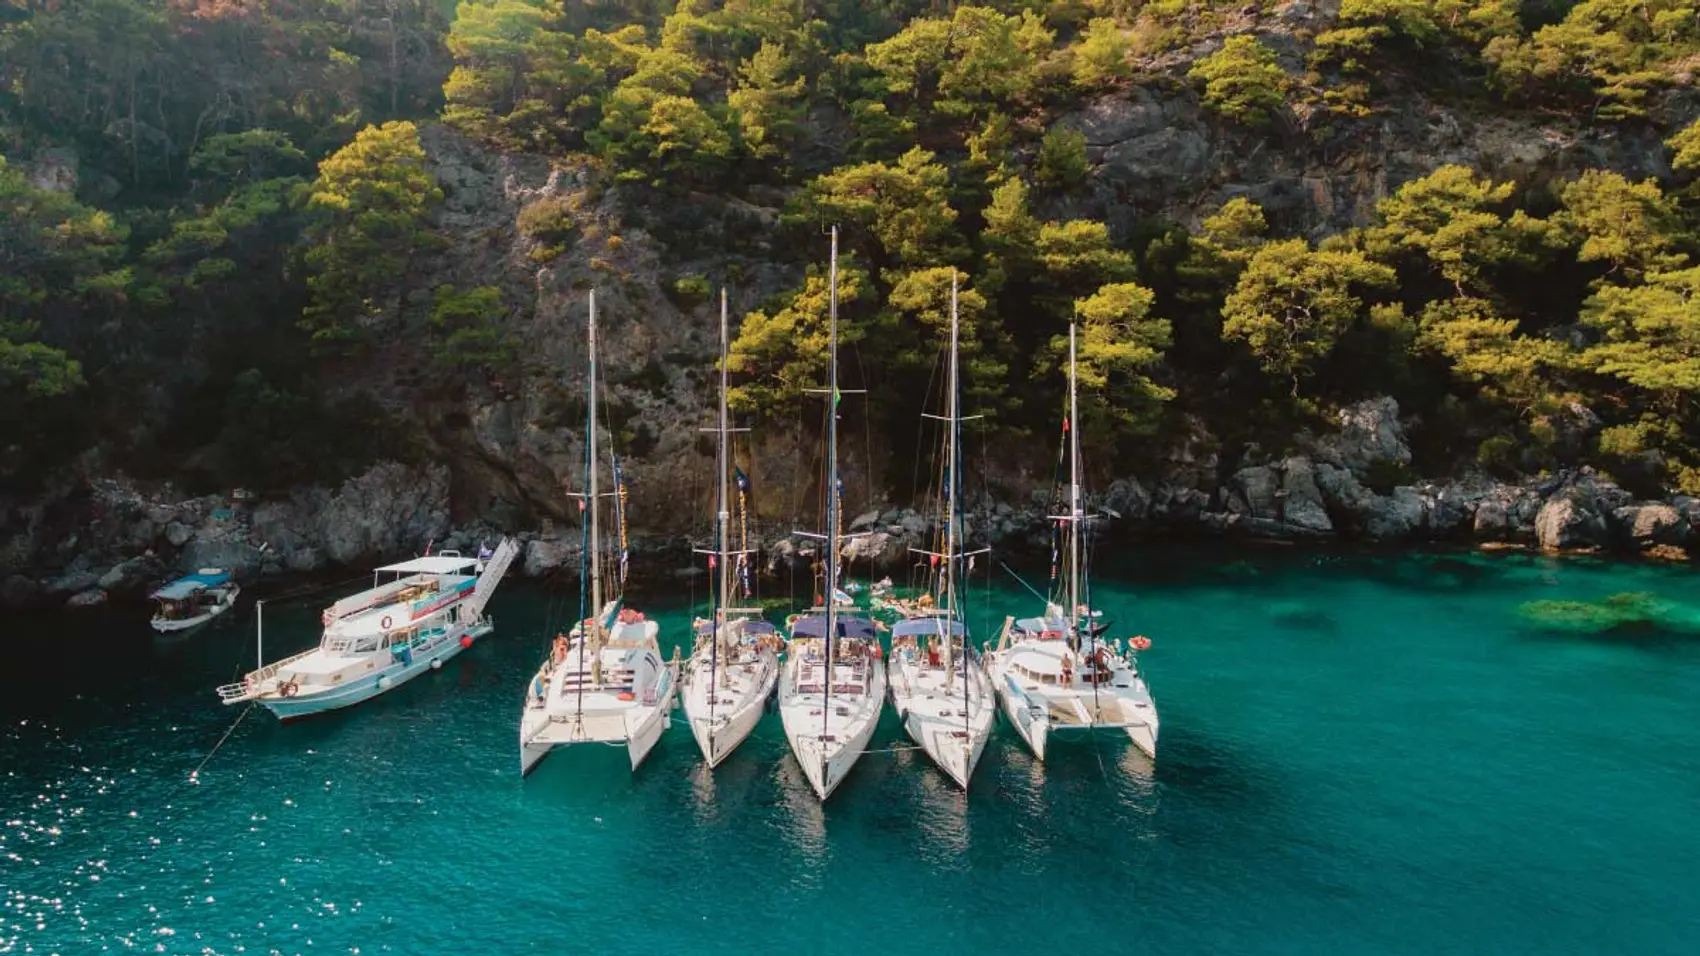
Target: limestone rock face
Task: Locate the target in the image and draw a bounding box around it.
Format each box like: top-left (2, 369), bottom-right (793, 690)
top-left (1313, 396), bottom-right (1410, 479)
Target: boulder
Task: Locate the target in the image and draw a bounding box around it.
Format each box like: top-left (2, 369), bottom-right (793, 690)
top-left (1228, 464), bottom-right (1280, 518)
top-left (1364, 486), bottom-right (1426, 540)
top-left (98, 557), bottom-right (153, 595)
top-left (45, 569), bottom-right (101, 598)
top-left (164, 521), bottom-right (193, 547)
top-left (1473, 497), bottom-right (1510, 537)
top-left (1280, 457), bottom-right (1333, 534)
top-left (1313, 462), bottom-right (1377, 532)
top-left (1102, 477), bottom-right (1151, 523)
top-left (1535, 495), bottom-right (1607, 551)
top-left (66, 588), bottom-right (108, 608)
top-left (849, 510), bottom-right (882, 531)
top-left (1613, 503), bottom-right (1689, 549)
top-left (841, 530), bottom-right (900, 567)
top-left (899, 511), bottom-right (929, 536)
top-left (1313, 396), bottom-right (1411, 478)
top-left (1425, 483), bottom-right (1477, 537)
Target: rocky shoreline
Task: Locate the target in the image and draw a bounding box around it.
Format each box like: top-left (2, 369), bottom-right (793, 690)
top-left (4, 397), bottom-right (1690, 611)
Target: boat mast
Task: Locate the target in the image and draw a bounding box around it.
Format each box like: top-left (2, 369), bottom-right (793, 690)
top-left (588, 292), bottom-right (605, 667)
top-left (943, 271), bottom-right (960, 671)
top-left (256, 599), bottom-right (264, 670)
top-left (1068, 321), bottom-right (1081, 650)
top-left (714, 288), bottom-right (732, 695)
top-left (823, 226), bottom-right (841, 745)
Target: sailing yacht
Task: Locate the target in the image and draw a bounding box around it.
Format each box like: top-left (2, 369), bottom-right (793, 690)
top-left (519, 291), bottom-right (677, 776)
top-left (887, 271), bottom-right (995, 790)
top-left (680, 289), bottom-right (781, 768)
top-left (984, 322), bottom-right (1160, 760)
top-left (778, 227), bottom-right (887, 801)
top-left (215, 542), bottom-right (520, 720)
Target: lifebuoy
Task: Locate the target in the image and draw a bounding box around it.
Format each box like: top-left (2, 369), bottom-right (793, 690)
top-left (279, 681), bottom-right (299, 698)
top-left (380, 615), bottom-right (393, 630)
top-left (1131, 635), bottom-right (1152, 651)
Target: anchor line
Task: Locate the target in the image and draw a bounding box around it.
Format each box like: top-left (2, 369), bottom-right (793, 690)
top-left (189, 701), bottom-right (255, 782)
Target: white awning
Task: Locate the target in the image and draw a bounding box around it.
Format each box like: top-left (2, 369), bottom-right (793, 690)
top-left (375, 556), bottom-right (478, 574)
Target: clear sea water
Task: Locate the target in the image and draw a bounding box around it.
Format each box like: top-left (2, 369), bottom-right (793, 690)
top-left (4, 544), bottom-right (1699, 955)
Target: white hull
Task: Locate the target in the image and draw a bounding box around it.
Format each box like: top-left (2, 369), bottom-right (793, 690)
top-left (519, 690), bottom-right (672, 775)
top-left (681, 644), bottom-right (778, 769)
top-left (256, 621), bottom-right (489, 721)
top-left (989, 641), bottom-right (1158, 762)
top-left (891, 665), bottom-right (994, 789)
top-left (519, 618), bottom-right (675, 776)
top-left (778, 651), bottom-right (886, 800)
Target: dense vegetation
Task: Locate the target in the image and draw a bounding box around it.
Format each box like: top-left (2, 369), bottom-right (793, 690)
top-left (5, 0), bottom-right (1700, 506)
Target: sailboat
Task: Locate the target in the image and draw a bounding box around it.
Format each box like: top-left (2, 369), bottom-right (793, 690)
top-left (680, 289), bottom-right (781, 768)
top-left (887, 270), bottom-right (995, 790)
top-left (519, 291), bottom-right (676, 776)
top-left (984, 322), bottom-right (1160, 760)
top-left (778, 226), bottom-right (887, 801)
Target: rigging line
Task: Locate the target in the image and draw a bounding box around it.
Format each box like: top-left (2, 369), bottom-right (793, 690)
top-left (998, 558), bottom-right (1050, 605)
top-left (188, 702), bottom-right (255, 783)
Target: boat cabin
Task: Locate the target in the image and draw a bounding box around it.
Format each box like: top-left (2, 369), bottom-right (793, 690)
top-left (150, 570), bottom-right (233, 620)
top-left (319, 555), bottom-right (480, 639)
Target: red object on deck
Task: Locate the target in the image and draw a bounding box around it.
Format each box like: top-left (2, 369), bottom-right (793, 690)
top-left (460, 635), bottom-right (474, 648)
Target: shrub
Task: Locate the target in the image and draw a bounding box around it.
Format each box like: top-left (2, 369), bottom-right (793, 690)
top-left (668, 273), bottom-right (713, 308)
top-left (1189, 36), bottom-right (1289, 126)
top-left (1035, 126), bottom-right (1089, 189)
top-left (517, 195), bottom-right (577, 246)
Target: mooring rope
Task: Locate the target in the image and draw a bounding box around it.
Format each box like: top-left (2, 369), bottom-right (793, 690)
top-left (188, 702), bottom-right (255, 783)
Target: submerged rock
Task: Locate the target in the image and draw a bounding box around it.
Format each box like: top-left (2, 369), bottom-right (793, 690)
top-left (1517, 591), bottom-right (1700, 634)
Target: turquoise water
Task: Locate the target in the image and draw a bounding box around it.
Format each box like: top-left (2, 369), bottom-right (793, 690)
top-left (4, 545), bottom-right (1700, 955)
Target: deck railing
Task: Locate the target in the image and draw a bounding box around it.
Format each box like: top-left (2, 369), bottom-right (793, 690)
top-left (214, 648), bottom-right (316, 702)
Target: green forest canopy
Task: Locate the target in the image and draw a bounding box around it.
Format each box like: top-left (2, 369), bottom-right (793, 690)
top-left (3, 0), bottom-right (1700, 500)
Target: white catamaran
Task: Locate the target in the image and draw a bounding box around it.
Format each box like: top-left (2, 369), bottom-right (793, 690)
top-left (680, 289), bottom-right (781, 768)
top-left (778, 226), bottom-right (887, 801)
top-left (151, 568), bottom-right (240, 633)
top-left (215, 541), bottom-right (520, 720)
top-left (985, 322), bottom-right (1160, 760)
top-left (887, 271), bottom-right (995, 790)
top-left (520, 291), bottom-right (677, 776)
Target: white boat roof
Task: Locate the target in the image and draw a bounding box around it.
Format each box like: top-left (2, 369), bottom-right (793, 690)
top-left (375, 556), bottom-right (478, 574)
